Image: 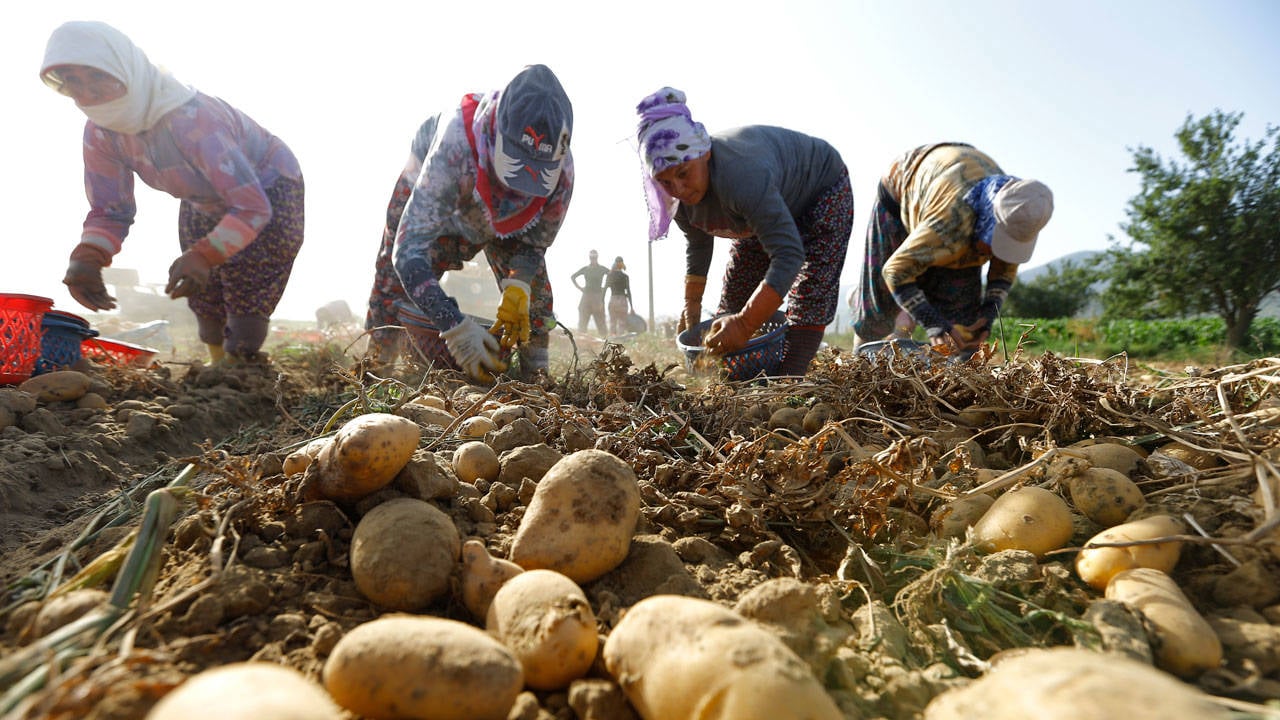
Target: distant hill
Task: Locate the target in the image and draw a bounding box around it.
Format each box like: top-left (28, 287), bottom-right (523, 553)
top-left (1016, 249), bottom-right (1280, 319)
top-left (1017, 250), bottom-right (1104, 283)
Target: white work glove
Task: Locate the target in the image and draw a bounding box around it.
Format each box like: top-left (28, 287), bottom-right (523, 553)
top-left (440, 317), bottom-right (507, 383)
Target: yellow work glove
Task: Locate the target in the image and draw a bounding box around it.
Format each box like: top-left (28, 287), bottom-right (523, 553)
top-left (490, 279), bottom-right (532, 350)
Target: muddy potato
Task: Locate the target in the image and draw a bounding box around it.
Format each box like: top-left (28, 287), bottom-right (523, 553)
top-left (18, 370), bottom-right (91, 403)
top-left (490, 404), bottom-right (536, 428)
top-left (461, 540), bottom-right (524, 620)
top-left (970, 486), bottom-right (1073, 558)
top-left (32, 589), bottom-right (109, 638)
top-left (149, 662), bottom-right (342, 720)
top-left (1073, 442), bottom-right (1145, 476)
top-left (1076, 514), bottom-right (1184, 591)
top-left (283, 436), bottom-right (332, 477)
top-left (453, 440), bottom-right (500, 484)
top-left (1068, 467), bottom-right (1145, 527)
top-left (602, 595), bottom-right (842, 720)
top-left (768, 407), bottom-right (806, 435)
top-left (350, 498), bottom-right (460, 611)
top-left (323, 615), bottom-right (523, 720)
top-left (316, 412), bottom-right (420, 501)
top-left (509, 449), bottom-right (641, 583)
top-left (931, 493), bottom-right (996, 540)
top-left (486, 569), bottom-right (598, 690)
top-left (1106, 568), bottom-right (1223, 677)
top-left (1153, 442), bottom-right (1223, 471)
top-left (411, 394), bottom-right (449, 411)
top-left (398, 402), bottom-right (457, 429)
top-left (922, 646), bottom-right (1231, 720)
top-left (458, 415), bottom-right (497, 438)
top-left (802, 403), bottom-right (838, 434)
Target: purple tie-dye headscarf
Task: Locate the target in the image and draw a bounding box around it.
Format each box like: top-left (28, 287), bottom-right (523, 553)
top-left (635, 87), bottom-right (711, 241)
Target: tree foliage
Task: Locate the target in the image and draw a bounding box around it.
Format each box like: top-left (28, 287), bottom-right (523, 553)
top-left (1100, 110), bottom-right (1280, 347)
top-left (1005, 260), bottom-right (1099, 318)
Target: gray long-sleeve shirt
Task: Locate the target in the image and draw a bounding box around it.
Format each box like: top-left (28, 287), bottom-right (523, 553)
top-left (674, 125), bottom-right (844, 293)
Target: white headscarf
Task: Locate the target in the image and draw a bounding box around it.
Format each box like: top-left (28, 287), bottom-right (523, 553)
top-left (41, 21), bottom-right (196, 135)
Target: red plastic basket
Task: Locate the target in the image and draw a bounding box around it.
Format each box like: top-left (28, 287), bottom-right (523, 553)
top-left (81, 337), bottom-right (158, 368)
top-left (1, 293), bottom-right (54, 385)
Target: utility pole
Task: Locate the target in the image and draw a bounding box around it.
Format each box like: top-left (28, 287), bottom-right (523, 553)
top-left (647, 240), bottom-right (655, 333)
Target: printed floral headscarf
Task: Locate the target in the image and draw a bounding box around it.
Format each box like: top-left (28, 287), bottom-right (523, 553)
top-left (41, 21), bottom-right (196, 135)
top-left (635, 87), bottom-right (711, 241)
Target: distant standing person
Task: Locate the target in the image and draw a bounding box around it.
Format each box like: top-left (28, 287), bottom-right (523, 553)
top-left (852, 143), bottom-right (1053, 352)
top-left (605, 256), bottom-right (634, 336)
top-left (363, 64), bottom-right (573, 382)
top-left (635, 87), bottom-right (854, 376)
top-left (570, 249), bottom-right (608, 335)
top-left (41, 21), bottom-right (305, 363)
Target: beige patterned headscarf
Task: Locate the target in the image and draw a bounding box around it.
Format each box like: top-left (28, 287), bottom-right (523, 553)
top-left (41, 21), bottom-right (196, 134)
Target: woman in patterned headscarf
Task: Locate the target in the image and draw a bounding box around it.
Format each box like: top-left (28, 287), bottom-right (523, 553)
top-left (852, 143), bottom-right (1053, 353)
top-left (636, 87), bottom-right (853, 376)
top-left (363, 64), bottom-right (574, 382)
top-left (41, 20), bottom-right (304, 363)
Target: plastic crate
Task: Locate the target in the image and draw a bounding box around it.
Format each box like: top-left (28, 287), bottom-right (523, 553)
top-left (0, 293), bottom-right (54, 385)
top-left (676, 311), bottom-right (789, 381)
top-left (81, 337), bottom-right (158, 368)
top-left (34, 310), bottom-right (99, 375)
top-left (393, 299), bottom-right (506, 370)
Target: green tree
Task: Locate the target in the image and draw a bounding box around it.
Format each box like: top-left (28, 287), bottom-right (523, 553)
top-left (1100, 110), bottom-right (1280, 348)
top-left (1005, 260), bottom-right (1099, 318)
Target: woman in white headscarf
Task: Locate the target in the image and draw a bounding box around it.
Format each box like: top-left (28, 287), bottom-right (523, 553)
top-left (40, 20), bottom-right (304, 363)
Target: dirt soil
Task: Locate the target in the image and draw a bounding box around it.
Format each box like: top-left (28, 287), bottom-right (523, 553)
top-left (2, 338), bottom-right (1280, 719)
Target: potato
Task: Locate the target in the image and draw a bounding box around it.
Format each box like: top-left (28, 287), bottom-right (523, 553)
top-left (453, 440), bottom-right (500, 484)
top-left (323, 615), bottom-right (523, 720)
top-left (490, 404), bottom-right (536, 428)
top-left (801, 403), bottom-right (837, 434)
top-left (1153, 441), bottom-right (1223, 471)
top-left (397, 403), bottom-right (456, 428)
top-left (768, 407), bottom-right (806, 435)
top-left (1068, 467), bottom-right (1145, 527)
top-left (922, 646), bottom-right (1231, 720)
top-left (970, 486), bottom-right (1073, 558)
top-left (350, 498), bottom-right (460, 611)
top-left (283, 436), bottom-right (332, 476)
top-left (33, 589), bottom-right (109, 638)
top-left (1106, 568), bottom-right (1223, 677)
top-left (149, 662), bottom-right (342, 720)
top-left (1074, 442), bottom-right (1145, 476)
top-left (931, 493), bottom-right (995, 540)
top-left (602, 595), bottom-right (842, 720)
top-left (458, 415), bottom-right (497, 438)
top-left (509, 449), bottom-right (641, 583)
top-left (486, 569), bottom-right (598, 690)
top-left (411, 394), bottom-right (449, 410)
top-left (316, 412), bottom-right (420, 501)
top-left (18, 370), bottom-right (91, 403)
top-left (1076, 514), bottom-right (1184, 591)
top-left (461, 539), bottom-right (524, 620)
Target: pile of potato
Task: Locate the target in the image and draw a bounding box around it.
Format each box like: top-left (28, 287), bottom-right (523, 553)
top-left (935, 440), bottom-right (1222, 678)
top-left (146, 396), bottom-right (1236, 720)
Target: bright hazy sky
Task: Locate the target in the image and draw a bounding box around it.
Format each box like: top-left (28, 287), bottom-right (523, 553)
top-left (4, 0), bottom-right (1278, 327)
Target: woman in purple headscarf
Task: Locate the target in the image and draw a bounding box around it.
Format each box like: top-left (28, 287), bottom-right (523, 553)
top-left (635, 87), bottom-right (853, 376)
